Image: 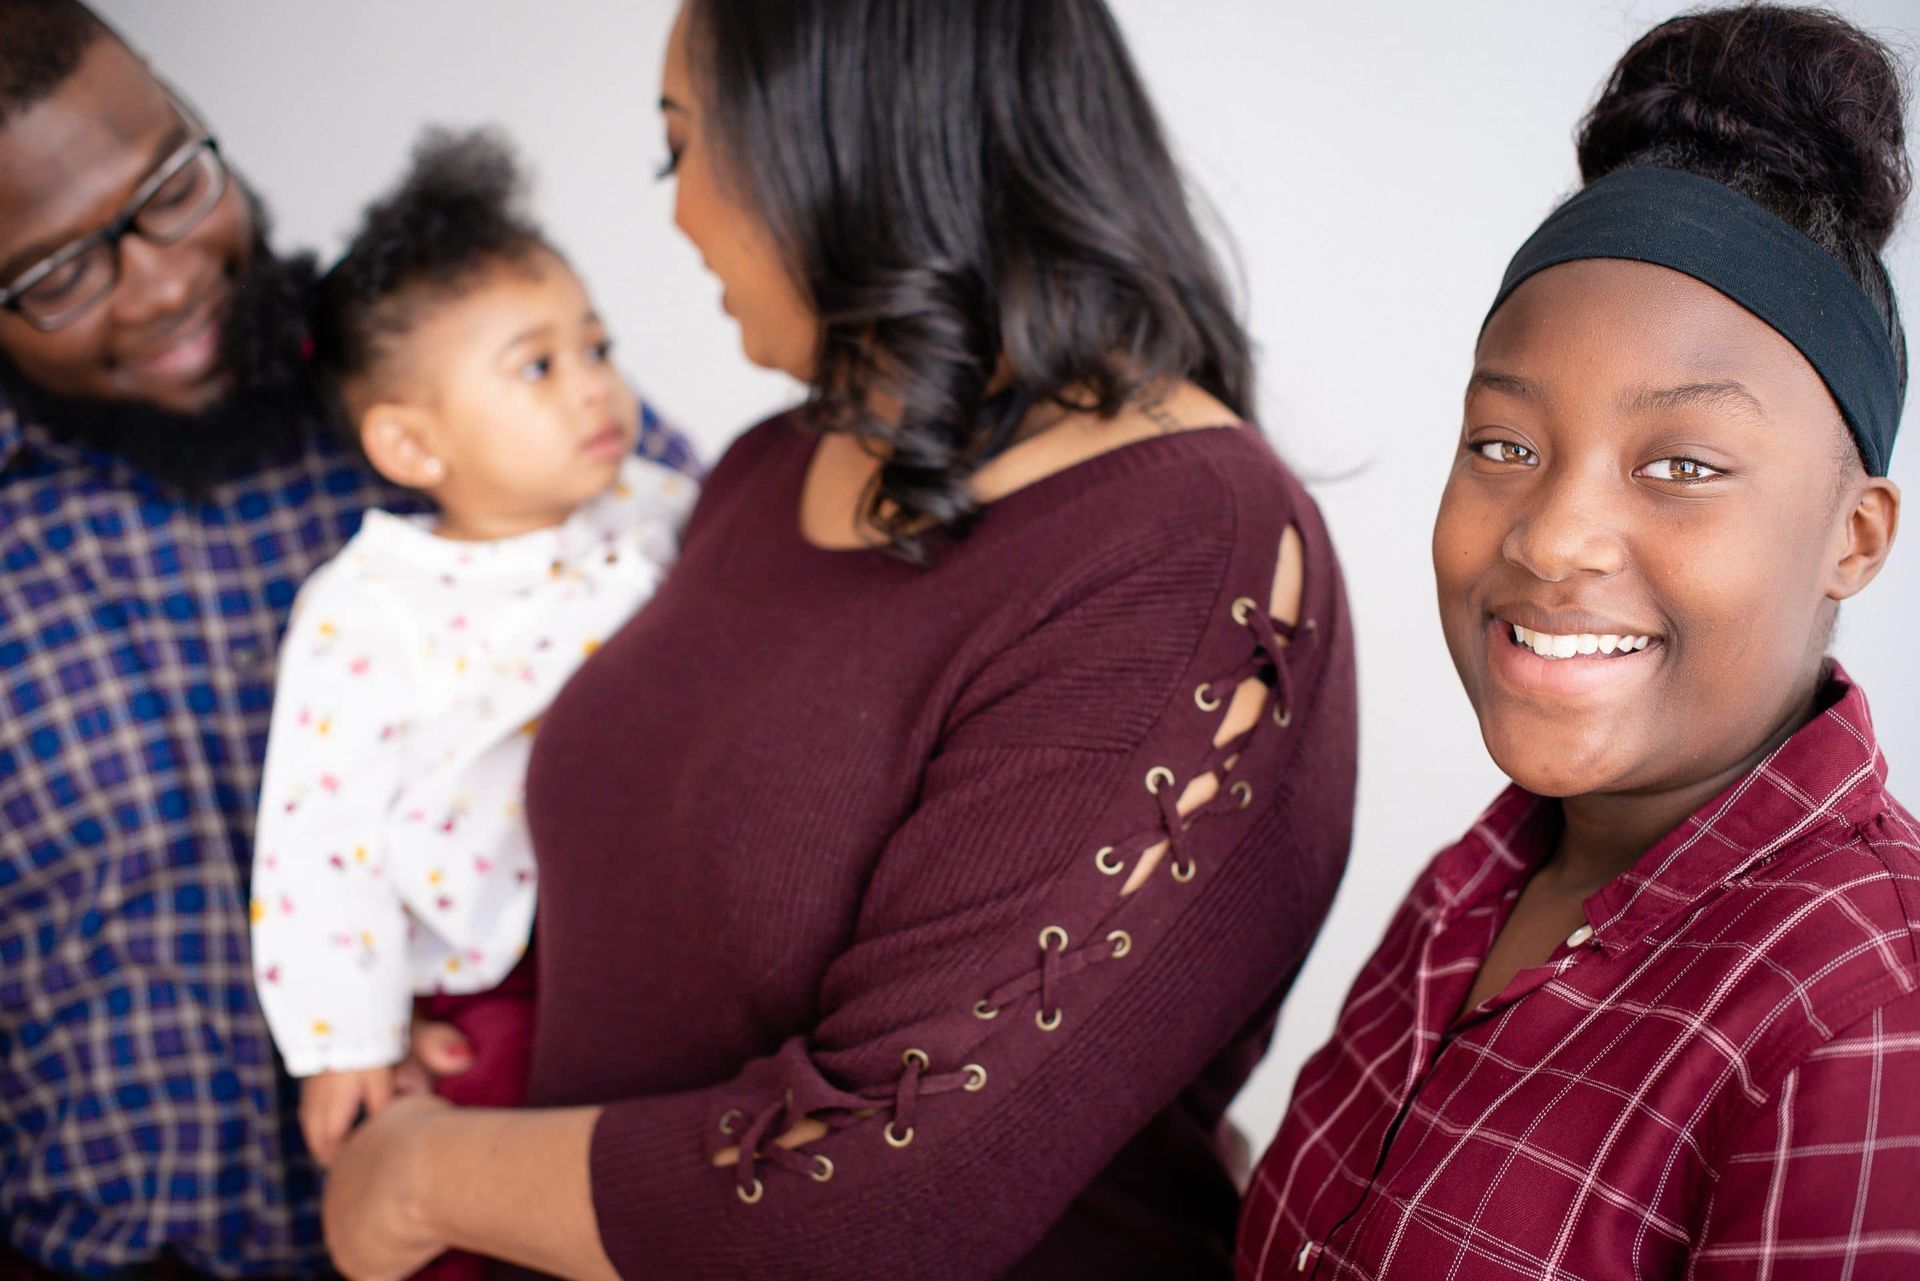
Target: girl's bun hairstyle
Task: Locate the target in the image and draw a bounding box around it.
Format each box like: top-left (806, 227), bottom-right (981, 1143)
top-left (1574, 4), bottom-right (1910, 401)
top-left (311, 127), bottom-right (548, 387)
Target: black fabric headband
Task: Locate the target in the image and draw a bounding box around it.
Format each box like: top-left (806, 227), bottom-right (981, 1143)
top-left (1486, 167), bottom-right (1903, 476)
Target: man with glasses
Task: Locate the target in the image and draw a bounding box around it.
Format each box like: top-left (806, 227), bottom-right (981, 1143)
top-left (0, 4), bottom-right (694, 1277)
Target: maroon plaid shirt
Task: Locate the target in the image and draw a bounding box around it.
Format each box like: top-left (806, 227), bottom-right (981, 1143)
top-left (1240, 667), bottom-right (1920, 1279)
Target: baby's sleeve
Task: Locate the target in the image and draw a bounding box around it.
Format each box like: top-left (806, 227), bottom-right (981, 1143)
top-left (250, 562), bottom-right (418, 1077)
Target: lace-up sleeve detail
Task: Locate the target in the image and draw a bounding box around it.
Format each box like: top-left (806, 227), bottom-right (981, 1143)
top-left (586, 455), bottom-right (1357, 1280)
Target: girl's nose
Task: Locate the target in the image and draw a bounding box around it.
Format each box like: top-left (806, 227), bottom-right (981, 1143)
top-left (1500, 467), bottom-right (1627, 583)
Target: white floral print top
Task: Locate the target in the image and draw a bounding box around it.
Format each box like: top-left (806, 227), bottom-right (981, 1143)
top-left (251, 456), bottom-right (694, 1075)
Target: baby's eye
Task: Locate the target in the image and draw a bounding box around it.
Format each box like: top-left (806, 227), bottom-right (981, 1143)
top-left (1634, 457), bottom-right (1723, 483)
top-left (587, 339), bottom-right (613, 363)
top-left (1472, 439), bottom-right (1537, 467)
top-left (518, 356), bottom-right (552, 382)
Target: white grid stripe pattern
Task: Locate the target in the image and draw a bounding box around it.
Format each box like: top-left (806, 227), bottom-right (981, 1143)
top-left (1241, 677), bottom-right (1920, 1281)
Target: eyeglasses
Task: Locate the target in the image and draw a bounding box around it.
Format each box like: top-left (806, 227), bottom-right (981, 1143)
top-left (0, 96), bottom-right (229, 333)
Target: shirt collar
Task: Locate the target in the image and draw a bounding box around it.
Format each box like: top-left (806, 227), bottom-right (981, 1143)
top-left (1427, 785), bottom-right (1554, 912)
top-left (1583, 664), bottom-right (1887, 950)
top-left (1430, 666), bottom-right (1888, 954)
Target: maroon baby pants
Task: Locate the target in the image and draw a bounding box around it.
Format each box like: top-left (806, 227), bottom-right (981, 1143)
top-left (407, 945), bottom-right (537, 1281)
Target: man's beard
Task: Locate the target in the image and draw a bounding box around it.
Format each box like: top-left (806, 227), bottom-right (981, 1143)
top-left (0, 235), bottom-right (338, 496)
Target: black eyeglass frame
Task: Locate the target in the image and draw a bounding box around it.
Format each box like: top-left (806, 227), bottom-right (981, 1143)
top-left (0, 90), bottom-right (229, 332)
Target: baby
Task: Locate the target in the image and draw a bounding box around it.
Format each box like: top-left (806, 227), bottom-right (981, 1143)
top-left (250, 129), bottom-right (691, 1171)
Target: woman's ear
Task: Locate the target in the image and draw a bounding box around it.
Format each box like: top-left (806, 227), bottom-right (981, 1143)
top-left (1828, 477), bottom-right (1900, 602)
top-left (359, 403), bottom-right (449, 491)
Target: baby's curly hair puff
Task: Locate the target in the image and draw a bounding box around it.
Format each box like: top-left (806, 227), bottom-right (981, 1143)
top-left (310, 126), bottom-right (548, 389)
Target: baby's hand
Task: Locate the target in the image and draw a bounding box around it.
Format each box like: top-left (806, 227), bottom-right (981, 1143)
top-left (300, 1066), bottom-right (396, 1169)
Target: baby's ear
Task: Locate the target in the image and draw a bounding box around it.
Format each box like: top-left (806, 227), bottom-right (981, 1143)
top-left (359, 402), bottom-right (448, 491)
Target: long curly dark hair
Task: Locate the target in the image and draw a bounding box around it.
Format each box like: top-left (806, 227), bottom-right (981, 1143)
top-left (1576, 4), bottom-right (1911, 411)
top-left (684, 0), bottom-right (1253, 558)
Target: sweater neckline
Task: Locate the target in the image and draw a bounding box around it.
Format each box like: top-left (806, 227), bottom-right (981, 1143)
top-left (784, 419), bottom-right (1258, 556)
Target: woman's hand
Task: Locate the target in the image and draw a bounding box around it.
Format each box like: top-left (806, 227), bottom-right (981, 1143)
top-left (322, 1094), bottom-right (453, 1281)
top-left (323, 1093), bottom-right (615, 1281)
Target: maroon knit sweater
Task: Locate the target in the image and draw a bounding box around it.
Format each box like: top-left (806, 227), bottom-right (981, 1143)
top-left (521, 414), bottom-right (1357, 1280)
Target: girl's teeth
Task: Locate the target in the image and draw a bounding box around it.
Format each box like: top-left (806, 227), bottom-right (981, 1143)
top-left (1510, 625), bottom-right (1652, 660)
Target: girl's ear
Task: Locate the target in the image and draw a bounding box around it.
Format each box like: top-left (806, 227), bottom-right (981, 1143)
top-left (359, 403), bottom-right (450, 491)
top-left (1828, 477), bottom-right (1901, 602)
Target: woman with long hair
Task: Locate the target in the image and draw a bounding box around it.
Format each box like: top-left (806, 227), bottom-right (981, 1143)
top-left (322, 2), bottom-right (1357, 1278)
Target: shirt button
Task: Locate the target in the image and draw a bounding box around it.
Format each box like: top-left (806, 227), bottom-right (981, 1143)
top-left (1566, 923), bottom-right (1595, 948)
top-left (1296, 1241), bottom-right (1314, 1272)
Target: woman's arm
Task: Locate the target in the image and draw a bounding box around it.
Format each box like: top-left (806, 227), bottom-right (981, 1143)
top-left (324, 1097), bottom-right (615, 1281)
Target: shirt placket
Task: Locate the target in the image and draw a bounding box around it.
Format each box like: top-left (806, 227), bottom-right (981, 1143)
top-left (1306, 885), bottom-right (1594, 1277)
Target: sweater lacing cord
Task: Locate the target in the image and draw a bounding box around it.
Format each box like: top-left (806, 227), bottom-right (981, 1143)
top-left (719, 599), bottom-right (1314, 1205)
top-left (972, 601), bottom-right (1316, 1033)
top-left (722, 1049), bottom-right (988, 1204)
top-left (1093, 603), bottom-right (1313, 887)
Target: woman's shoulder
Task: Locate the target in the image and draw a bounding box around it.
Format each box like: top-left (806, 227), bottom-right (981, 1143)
top-left (969, 423), bottom-right (1344, 624)
top-left (986, 423), bottom-right (1322, 551)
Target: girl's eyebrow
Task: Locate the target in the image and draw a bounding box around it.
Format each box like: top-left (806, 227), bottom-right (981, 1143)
top-left (1466, 370), bottom-right (1540, 400)
top-left (1623, 380), bottom-right (1766, 419)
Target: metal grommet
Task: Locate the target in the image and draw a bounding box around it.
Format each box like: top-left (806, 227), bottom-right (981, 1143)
top-left (962, 1064), bottom-right (988, 1092)
top-left (1171, 859), bottom-right (1197, 883)
top-left (1035, 1008), bottom-right (1063, 1032)
top-left (737, 1178), bottom-right (764, 1205)
top-left (1194, 682), bottom-right (1221, 712)
top-left (1039, 925), bottom-right (1069, 952)
top-left (1231, 596), bottom-right (1260, 625)
top-left (1273, 702), bottom-right (1293, 728)
top-left (972, 999), bottom-right (999, 1020)
top-left (1095, 845), bottom-right (1124, 875)
top-left (1145, 766), bottom-right (1175, 795)
top-left (718, 1108), bottom-right (744, 1135)
top-left (901, 1048), bottom-right (930, 1072)
top-left (884, 1121), bottom-right (915, 1149)
top-left (1231, 780), bottom-right (1253, 809)
top-left (1107, 929), bottom-right (1132, 959)
top-left (810, 1155), bottom-right (835, 1183)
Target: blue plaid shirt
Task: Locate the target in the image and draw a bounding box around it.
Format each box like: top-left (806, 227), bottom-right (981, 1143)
top-left (0, 385), bottom-right (696, 1278)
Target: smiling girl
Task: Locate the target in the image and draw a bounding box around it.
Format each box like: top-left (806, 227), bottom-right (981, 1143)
top-left (1240, 6), bottom-right (1916, 1278)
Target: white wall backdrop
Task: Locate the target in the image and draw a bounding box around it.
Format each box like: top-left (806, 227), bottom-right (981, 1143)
top-left (96, 0), bottom-right (1919, 1160)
